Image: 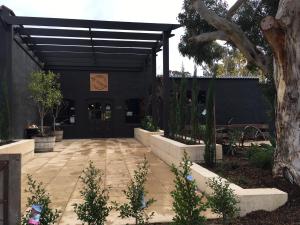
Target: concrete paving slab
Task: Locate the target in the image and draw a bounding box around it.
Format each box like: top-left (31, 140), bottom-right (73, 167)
top-left (21, 139), bottom-right (178, 224)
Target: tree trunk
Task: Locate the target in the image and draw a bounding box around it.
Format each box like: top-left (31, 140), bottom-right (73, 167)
top-left (261, 0), bottom-right (300, 185)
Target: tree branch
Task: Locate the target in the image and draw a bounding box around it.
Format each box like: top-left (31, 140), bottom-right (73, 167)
top-left (226, 0), bottom-right (247, 19)
top-left (190, 31), bottom-right (229, 42)
top-left (192, 0), bottom-right (271, 75)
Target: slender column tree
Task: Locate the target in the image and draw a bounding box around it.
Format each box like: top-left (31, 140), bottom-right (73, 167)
top-left (204, 76), bottom-right (216, 167)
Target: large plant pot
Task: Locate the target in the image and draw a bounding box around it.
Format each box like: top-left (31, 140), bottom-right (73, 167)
top-left (34, 136), bottom-right (56, 152)
top-left (54, 130), bottom-right (64, 142)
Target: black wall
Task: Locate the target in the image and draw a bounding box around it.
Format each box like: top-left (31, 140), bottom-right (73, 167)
top-left (11, 41), bottom-right (40, 138)
top-left (58, 68), bottom-right (152, 138)
top-left (165, 77), bottom-right (268, 126)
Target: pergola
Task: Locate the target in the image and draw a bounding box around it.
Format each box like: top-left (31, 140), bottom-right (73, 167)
top-left (0, 5), bottom-right (181, 135)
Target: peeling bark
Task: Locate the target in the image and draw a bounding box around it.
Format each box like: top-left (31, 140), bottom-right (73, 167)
top-left (261, 0), bottom-right (300, 185)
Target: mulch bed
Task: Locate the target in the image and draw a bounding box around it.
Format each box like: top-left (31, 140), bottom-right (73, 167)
top-left (204, 150), bottom-right (300, 225)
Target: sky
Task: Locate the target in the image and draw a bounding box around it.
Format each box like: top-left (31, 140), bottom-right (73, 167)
top-left (1, 0), bottom-right (236, 75)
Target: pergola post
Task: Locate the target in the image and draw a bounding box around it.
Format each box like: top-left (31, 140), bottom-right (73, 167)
top-left (151, 49), bottom-right (157, 124)
top-left (0, 6), bottom-right (13, 140)
top-left (163, 31), bottom-right (170, 136)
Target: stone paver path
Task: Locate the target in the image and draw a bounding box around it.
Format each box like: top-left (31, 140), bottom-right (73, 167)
top-left (21, 139), bottom-right (175, 225)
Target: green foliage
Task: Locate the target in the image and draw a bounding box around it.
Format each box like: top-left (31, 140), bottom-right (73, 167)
top-left (178, 0), bottom-right (227, 66)
top-left (169, 65), bottom-right (202, 145)
top-left (204, 77), bottom-right (216, 167)
top-left (114, 158), bottom-right (155, 225)
top-left (248, 144), bottom-right (274, 169)
top-left (28, 71), bottom-right (62, 136)
top-left (169, 80), bottom-right (178, 139)
top-left (0, 80), bottom-right (10, 142)
top-left (73, 161), bottom-right (111, 225)
top-left (214, 48), bottom-right (263, 77)
top-left (207, 177), bottom-right (240, 225)
top-left (21, 175), bottom-right (60, 225)
top-left (171, 151), bottom-right (207, 225)
top-left (190, 66), bottom-right (201, 143)
top-left (141, 116), bottom-right (159, 132)
top-left (199, 125), bottom-right (206, 141)
top-left (178, 0), bottom-right (279, 70)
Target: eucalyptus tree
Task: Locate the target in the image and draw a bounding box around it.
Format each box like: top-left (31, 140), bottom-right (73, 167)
top-left (179, 0), bottom-right (300, 186)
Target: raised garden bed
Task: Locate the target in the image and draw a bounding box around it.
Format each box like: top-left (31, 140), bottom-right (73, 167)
top-left (134, 128), bottom-right (164, 147)
top-left (203, 153), bottom-right (300, 225)
top-left (149, 134), bottom-right (222, 167)
top-left (0, 139), bottom-right (34, 164)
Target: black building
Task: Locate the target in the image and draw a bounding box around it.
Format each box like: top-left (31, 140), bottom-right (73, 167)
top-left (0, 5), bottom-right (179, 139)
top-left (163, 77), bottom-right (269, 127)
top-left (0, 6), bottom-right (268, 139)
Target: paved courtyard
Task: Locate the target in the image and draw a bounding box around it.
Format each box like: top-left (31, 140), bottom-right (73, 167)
top-left (21, 139), bottom-right (176, 225)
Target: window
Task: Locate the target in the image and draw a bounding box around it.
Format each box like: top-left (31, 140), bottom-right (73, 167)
top-left (88, 103), bottom-right (102, 120)
top-left (125, 99), bottom-right (142, 123)
top-left (57, 99), bottom-right (76, 125)
top-left (104, 104), bottom-right (112, 121)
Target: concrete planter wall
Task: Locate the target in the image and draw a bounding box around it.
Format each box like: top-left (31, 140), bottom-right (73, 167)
top-left (148, 134), bottom-right (287, 216)
top-left (134, 128), bottom-right (164, 147)
top-left (149, 134), bottom-right (222, 167)
top-left (0, 140), bottom-right (34, 165)
top-left (190, 163), bottom-right (288, 216)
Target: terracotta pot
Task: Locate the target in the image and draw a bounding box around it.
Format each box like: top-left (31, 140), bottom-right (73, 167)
top-left (34, 136), bottom-right (56, 152)
top-left (54, 130), bottom-right (64, 142)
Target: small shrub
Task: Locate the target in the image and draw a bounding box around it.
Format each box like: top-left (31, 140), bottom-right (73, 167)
top-left (247, 144), bottom-right (274, 169)
top-left (113, 157), bottom-right (155, 225)
top-left (73, 161), bottom-right (111, 225)
top-left (171, 151), bottom-right (207, 225)
top-left (141, 116), bottom-right (159, 132)
top-left (207, 177), bottom-right (240, 225)
top-left (21, 175), bottom-right (60, 225)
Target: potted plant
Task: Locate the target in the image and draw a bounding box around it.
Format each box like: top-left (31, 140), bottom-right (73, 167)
top-left (28, 70), bottom-right (62, 152)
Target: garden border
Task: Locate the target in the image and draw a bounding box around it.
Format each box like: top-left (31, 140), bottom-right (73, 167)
top-left (190, 163), bottom-right (288, 216)
top-left (149, 134), bottom-right (222, 166)
top-left (134, 128), bottom-right (164, 147)
top-left (0, 140), bottom-right (34, 165)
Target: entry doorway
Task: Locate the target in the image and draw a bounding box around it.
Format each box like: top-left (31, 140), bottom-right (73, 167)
top-left (86, 99), bottom-right (113, 138)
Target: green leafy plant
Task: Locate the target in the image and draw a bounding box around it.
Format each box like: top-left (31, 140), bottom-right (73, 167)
top-left (21, 175), bottom-right (60, 225)
top-left (141, 116), bottom-right (159, 132)
top-left (207, 177), bottom-right (240, 225)
top-left (73, 161), bottom-right (111, 225)
top-left (113, 157), bottom-right (155, 225)
top-left (247, 144), bottom-right (274, 169)
top-left (204, 76), bottom-right (216, 167)
top-left (28, 71), bottom-right (62, 136)
top-left (171, 151), bottom-right (207, 225)
top-left (191, 65), bottom-right (201, 144)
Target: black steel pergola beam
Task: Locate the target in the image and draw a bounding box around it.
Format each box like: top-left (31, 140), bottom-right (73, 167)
top-left (4, 15), bottom-right (181, 31)
top-left (45, 61), bottom-right (144, 68)
top-left (45, 65), bottom-right (143, 72)
top-left (15, 27), bottom-right (163, 41)
top-left (23, 37), bottom-right (158, 48)
top-left (39, 52), bottom-right (148, 58)
top-left (42, 56), bottom-right (147, 63)
top-left (32, 45), bottom-right (154, 54)
top-left (44, 58), bottom-right (145, 65)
